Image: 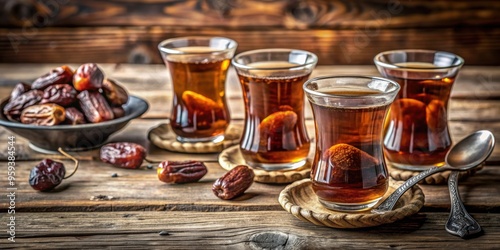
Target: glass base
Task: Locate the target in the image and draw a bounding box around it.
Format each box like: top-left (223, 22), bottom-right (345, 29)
top-left (389, 161), bottom-right (445, 172)
top-left (176, 134), bottom-right (225, 143)
top-left (318, 197), bottom-right (382, 212)
top-left (246, 159), bottom-right (306, 171)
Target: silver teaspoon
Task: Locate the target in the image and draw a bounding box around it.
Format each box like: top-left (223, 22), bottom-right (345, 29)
top-left (446, 130), bottom-right (495, 238)
top-left (372, 130), bottom-right (495, 214)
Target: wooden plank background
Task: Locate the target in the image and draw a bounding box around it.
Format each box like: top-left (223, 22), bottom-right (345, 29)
top-left (0, 0), bottom-right (499, 65)
top-left (1, 64), bottom-right (499, 118)
top-left (4, 211), bottom-right (500, 248)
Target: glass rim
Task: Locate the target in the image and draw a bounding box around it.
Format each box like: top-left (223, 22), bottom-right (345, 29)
top-left (303, 75), bottom-right (401, 99)
top-left (231, 48), bottom-right (318, 71)
top-left (373, 49), bottom-right (465, 70)
top-left (157, 36), bottom-right (238, 55)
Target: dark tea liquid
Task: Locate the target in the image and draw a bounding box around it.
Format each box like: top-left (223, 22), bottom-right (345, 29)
top-left (166, 46), bottom-right (231, 141)
top-left (310, 90), bottom-right (389, 205)
top-left (238, 61), bottom-right (311, 168)
top-left (383, 62), bottom-right (455, 167)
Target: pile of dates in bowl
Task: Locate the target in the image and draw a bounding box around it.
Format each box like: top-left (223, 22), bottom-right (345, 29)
top-left (0, 63), bottom-right (148, 153)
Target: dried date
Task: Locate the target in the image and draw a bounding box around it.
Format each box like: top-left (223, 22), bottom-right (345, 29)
top-left (388, 98), bottom-right (428, 150)
top-left (102, 78), bottom-right (128, 106)
top-left (426, 99), bottom-right (447, 132)
top-left (389, 98), bottom-right (426, 131)
top-left (29, 148), bottom-right (79, 191)
top-left (73, 63), bottom-right (104, 91)
top-left (182, 90), bottom-right (221, 113)
top-left (259, 110), bottom-right (297, 134)
top-left (3, 90), bottom-right (43, 121)
top-left (324, 143), bottom-right (379, 184)
top-left (258, 110), bottom-right (298, 150)
top-left (64, 107), bottom-right (86, 125)
top-left (181, 90), bottom-right (225, 129)
top-left (20, 103), bottom-right (66, 126)
top-left (32, 65), bottom-right (74, 90)
top-left (157, 161), bottom-right (207, 184)
top-left (77, 90), bottom-right (114, 123)
top-left (41, 84), bottom-right (78, 107)
top-left (100, 142), bottom-right (146, 169)
top-left (212, 165), bottom-right (254, 200)
top-left (112, 106), bottom-right (125, 119)
top-left (10, 82), bottom-right (31, 100)
top-left (29, 159), bottom-right (66, 191)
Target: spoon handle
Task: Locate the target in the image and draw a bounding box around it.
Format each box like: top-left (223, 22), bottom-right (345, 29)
top-left (445, 171), bottom-right (482, 238)
top-left (372, 166), bottom-right (444, 214)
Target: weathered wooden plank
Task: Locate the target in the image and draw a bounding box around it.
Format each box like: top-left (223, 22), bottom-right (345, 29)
top-left (1, 64), bottom-right (499, 97)
top-left (420, 166), bottom-right (500, 212)
top-left (1, 64), bottom-right (499, 120)
top-left (1, 26), bottom-right (499, 65)
top-left (1, 118), bottom-right (500, 162)
top-left (0, 160), bottom-right (284, 212)
top-left (2, 64), bottom-right (499, 98)
top-left (1, 211), bottom-right (499, 249)
top-left (1, 0), bottom-right (498, 28)
top-left (0, 133), bottom-right (499, 213)
top-left (449, 100), bottom-right (500, 122)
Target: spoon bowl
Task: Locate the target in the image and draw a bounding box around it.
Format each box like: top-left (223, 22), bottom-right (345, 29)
top-left (446, 130), bottom-right (495, 170)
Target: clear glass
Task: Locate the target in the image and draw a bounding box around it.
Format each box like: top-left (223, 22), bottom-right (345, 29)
top-left (374, 49), bottom-right (464, 171)
top-left (158, 36), bottom-right (238, 143)
top-left (304, 76), bottom-right (400, 212)
top-left (232, 49), bottom-right (317, 171)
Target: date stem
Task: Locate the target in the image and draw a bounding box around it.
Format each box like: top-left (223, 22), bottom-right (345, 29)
top-left (57, 147), bottom-right (79, 179)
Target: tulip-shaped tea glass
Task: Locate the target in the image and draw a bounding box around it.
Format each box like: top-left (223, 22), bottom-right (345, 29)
top-left (158, 37), bottom-right (237, 143)
top-left (374, 50), bottom-right (464, 171)
top-left (304, 76), bottom-right (400, 212)
top-left (232, 49), bottom-right (317, 171)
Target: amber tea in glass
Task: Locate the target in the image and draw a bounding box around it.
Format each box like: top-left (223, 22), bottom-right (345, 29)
top-left (158, 37), bottom-right (237, 143)
top-left (304, 76), bottom-right (400, 212)
top-left (374, 50), bottom-right (464, 171)
top-left (232, 49), bottom-right (317, 171)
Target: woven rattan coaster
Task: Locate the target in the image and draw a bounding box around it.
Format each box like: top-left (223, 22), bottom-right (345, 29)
top-left (218, 145), bottom-right (311, 184)
top-left (278, 178), bottom-right (425, 228)
top-left (148, 121), bottom-right (240, 153)
top-left (388, 163), bottom-right (484, 185)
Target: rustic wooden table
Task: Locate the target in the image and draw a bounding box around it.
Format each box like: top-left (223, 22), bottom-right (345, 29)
top-left (0, 64), bottom-right (499, 249)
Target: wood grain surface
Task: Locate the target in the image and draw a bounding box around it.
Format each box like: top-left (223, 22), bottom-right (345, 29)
top-left (1, 26), bottom-right (499, 65)
top-left (0, 0), bottom-right (499, 64)
top-left (2, 0), bottom-right (498, 28)
top-left (0, 117), bottom-right (499, 214)
top-left (0, 64), bottom-right (499, 119)
top-left (1, 211), bottom-right (499, 249)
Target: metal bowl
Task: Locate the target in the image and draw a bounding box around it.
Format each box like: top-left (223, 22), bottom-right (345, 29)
top-left (0, 96), bottom-right (148, 153)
